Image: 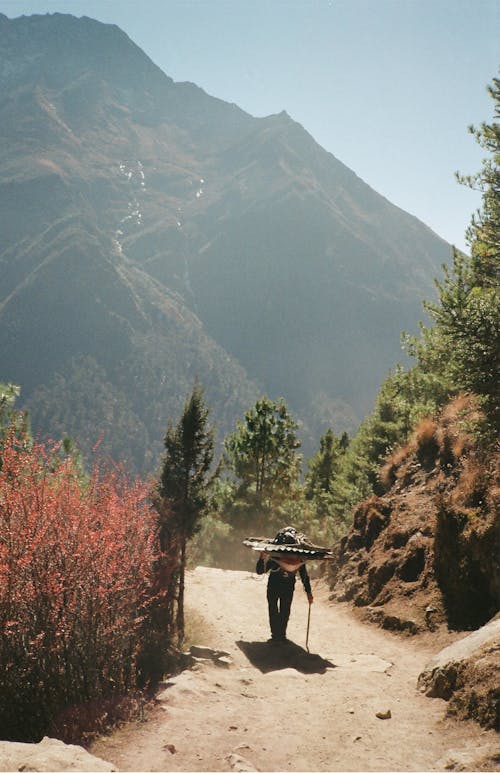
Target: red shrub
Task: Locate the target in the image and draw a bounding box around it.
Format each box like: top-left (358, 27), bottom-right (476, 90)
top-left (0, 429), bottom-right (162, 741)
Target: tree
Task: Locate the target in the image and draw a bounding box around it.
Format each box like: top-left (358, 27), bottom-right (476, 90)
top-left (422, 75), bottom-right (500, 432)
top-left (156, 384), bottom-right (215, 641)
top-left (458, 75), bottom-right (500, 288)
top-left (309, 74), bottom-right (499, 540)
top-left (223, 396), bottom-right (301, 530)
top-left (305, 429), bottom-right (346, 499)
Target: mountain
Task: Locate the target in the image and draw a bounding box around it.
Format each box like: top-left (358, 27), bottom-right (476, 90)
top-left (0, 12), bottom-right (452, 470)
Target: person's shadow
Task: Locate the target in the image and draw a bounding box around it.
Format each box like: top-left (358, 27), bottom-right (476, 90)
top-left (236, 639), bottom-right (336, 674)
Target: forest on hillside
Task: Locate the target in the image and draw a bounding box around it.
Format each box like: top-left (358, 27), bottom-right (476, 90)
top-left (0, 75), bottom-right (498, 745)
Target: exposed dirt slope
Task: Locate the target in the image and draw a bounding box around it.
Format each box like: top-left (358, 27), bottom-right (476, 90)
top-left (328, 396), bottom-right (499, 728)
top-left (90, 567), bottom-right (499, 772)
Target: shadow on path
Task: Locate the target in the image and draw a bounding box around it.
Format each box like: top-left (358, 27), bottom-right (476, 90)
top-left (236, 639), bottom-right (336, 674)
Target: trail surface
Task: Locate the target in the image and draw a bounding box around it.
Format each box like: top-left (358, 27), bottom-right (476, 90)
top-left (91, 567), bottom-right (499, 772)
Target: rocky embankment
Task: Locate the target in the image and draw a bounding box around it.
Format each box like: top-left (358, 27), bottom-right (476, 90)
top-left (328, 396), bottom-right (499, 729)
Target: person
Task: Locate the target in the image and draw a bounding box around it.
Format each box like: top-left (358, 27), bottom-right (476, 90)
top-left (256, 527), bottom-right (314, 643)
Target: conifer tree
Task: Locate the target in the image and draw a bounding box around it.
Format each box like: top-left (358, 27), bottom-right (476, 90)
top-left (305, 429), bottom-right (345, 497)
top-left (224, 396), bottom-right (301, 528)
top-left (423, 75), bottom-right (500, 431)
top-left (156, 384), bottom-right (215, 641)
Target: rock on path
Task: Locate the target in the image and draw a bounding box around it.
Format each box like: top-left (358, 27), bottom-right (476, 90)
top-left (0, 737), bottom-right (116, 772)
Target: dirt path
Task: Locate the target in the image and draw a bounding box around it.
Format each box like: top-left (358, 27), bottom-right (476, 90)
top-left (91, 567), bottom-right (498, 772)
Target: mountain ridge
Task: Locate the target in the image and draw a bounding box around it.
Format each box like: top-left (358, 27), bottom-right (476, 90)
top-left (0, 12), bottom-right (452, 469)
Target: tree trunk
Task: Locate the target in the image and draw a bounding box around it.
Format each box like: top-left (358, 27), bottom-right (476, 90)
top-left (176, 537), bottom-right (186, 643)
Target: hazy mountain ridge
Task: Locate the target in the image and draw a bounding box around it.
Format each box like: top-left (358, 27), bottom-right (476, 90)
top-left (0, 12), bottom-right (453, 469)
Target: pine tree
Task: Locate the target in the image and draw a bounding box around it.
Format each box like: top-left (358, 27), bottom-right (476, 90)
top-left (305, 429), bottom-right (344, 497)
top-left (156, 384), bottom-right (215, 641)
top-left (223, 396), bottom-right (301, 529)
top-left (424, 75), bottom-right (500, 431)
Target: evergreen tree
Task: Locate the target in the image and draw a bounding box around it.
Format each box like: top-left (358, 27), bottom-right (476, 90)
top-left (422, 75), bottom-right (500, 432)
top-left (305, 429), bottom-right (346, 499)
top-left (458, 75), bottom-right (500, 287)
top-left (156, 384), bottom-right (215, 641)
top-left (223, 396), bottom-right (301, 530)
top-left (325, 74), bottom-right (500, 533)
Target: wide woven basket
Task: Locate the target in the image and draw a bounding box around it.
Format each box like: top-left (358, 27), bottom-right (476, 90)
top-left (243, 536), bottom-right (333, 561)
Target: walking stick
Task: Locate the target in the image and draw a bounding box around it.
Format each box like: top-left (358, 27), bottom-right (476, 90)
top-left (305, 601), bottom-right (311, 652)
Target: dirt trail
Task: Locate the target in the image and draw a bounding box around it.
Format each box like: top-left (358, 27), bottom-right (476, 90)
top-left (91, 567), bottom-right (499, 772)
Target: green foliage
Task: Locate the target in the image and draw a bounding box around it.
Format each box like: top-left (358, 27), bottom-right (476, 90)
top-left (28, 356), bottom-right (151, 473)
top-left (319, 362), bottom-right (453, 529)
top-left (223, 396), bottom-right (302, 531)
top-left (344, 373), bottom-right (413, 493)
top-left (305, 429), bottom-right (349, 517)
top-left (324, 74), bottom-right (500, 529)
top-left (458, 76), bottom-right (500, 288)
top-left (0, 384), bottom-right (31, 468)
top-left (155, 383), bottom-right (216, 640)
top-left (188, 507), bottom-right (233, 569)
top-left (422, 250), bottom-right (499, 430)
top-left (420, 75), bottom-right (499, 432)
top-left (158, 383), bottom-right (215, 541)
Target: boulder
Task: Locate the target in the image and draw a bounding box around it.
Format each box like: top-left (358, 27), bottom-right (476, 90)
top-left (0, 737), bottom-right (116, 772)
top-left (189, 644), bottom-right (231, 661)
top-left (418, 616), bottom-right (500, 699)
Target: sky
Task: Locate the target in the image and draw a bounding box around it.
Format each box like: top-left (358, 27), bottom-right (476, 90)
top-left (3, 0), bottom-right (499, 252)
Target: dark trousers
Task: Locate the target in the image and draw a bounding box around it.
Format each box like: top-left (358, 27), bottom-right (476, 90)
top-left (267, 573), bottom-right (295, 640)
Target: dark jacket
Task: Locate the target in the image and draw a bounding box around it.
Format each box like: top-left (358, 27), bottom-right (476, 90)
top-left (256, 556), bottom-right (312, 595)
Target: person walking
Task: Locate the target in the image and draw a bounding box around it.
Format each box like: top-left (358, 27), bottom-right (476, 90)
top-left (256, 527), bottom-right (314, 643)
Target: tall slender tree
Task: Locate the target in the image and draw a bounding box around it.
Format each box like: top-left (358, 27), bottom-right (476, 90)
top-left (224, 396), bottom-right (301, 529)
top-left (305, 429), bottom-right (348, 501)
top-left (156, 384), bottom-right (215, 641)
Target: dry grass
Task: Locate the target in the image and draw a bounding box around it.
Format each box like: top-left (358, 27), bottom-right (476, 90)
top-left (451, 457), bottom-right (490, 510)
top-left (414, 417), bottom-right (440, 469)
top-left (437, 394), bottom-right (483, 470)
top-left (183, 605), bottom-right (214, 649)
top-left (380, 444), bottom-right (413, 489)
top-left (50, 692), bottom-right (149, 748)
top-left (380, 395), bottom-right (485, 491)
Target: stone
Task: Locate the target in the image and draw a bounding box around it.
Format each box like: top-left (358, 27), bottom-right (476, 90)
top-left (0, 737), bottom-right (116, 772)
top-left (189, 644), bottom-right (230, 660)
top-left (418, 617), bottom-right (500, 699)
top-left (225, 752), bottom-right (259, 772)
top-left (435, 748), bottom-right (490, 771)
top-left (216, 655), bottom-right (233, 667)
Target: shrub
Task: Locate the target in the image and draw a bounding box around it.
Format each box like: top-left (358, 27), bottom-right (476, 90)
top-left (0, 429), bottom-right (161, 742)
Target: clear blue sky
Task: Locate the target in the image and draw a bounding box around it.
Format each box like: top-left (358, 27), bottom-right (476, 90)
top-left (3, 0), bottom-right (499, 252)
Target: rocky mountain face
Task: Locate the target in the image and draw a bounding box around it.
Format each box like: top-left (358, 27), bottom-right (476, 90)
top-left (0, 12), bottom-right (452, 470)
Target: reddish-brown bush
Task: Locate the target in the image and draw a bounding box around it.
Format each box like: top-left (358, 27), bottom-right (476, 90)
top-left (0, 429), bottom-right (164, 742)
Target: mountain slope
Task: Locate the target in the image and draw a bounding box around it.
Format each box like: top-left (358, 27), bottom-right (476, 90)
top-left (0, 212), bottom-right (259, 470)
top-left (0, 12), bottom-right (452, 468)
